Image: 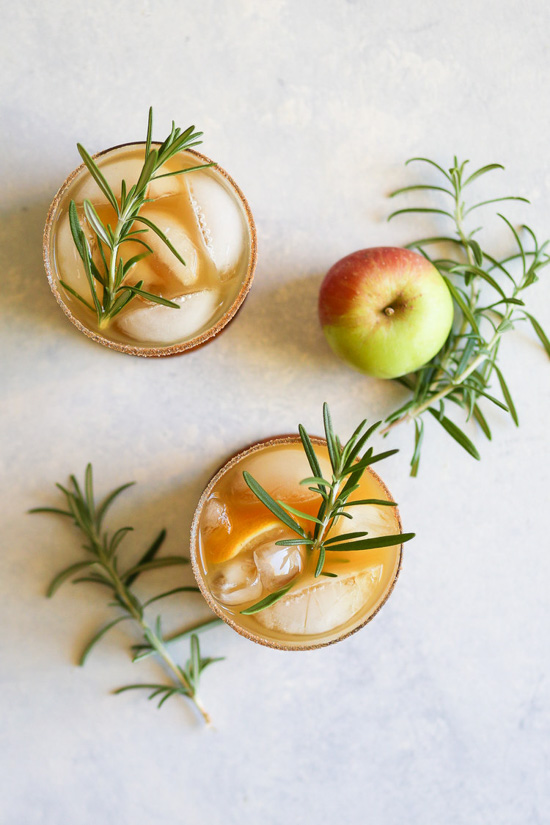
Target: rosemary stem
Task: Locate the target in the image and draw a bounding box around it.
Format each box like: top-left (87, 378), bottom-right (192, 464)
top-left (308, 461), bottom-right (357, 575)
top-left (93, 533), bottom-right (209, 723)
top-left (383, 169), bottom-right (502, 434)
top-left (410, 329), bottom-right (503, 415)
top-left (108, 234), bottom-right (121, 299)
top-left (142, 623), bottom-right (211, 725)
top-left (427, 178), bottom-right (476, 387)
top-left (133, 617), bottom-right (223, 662)
top-left (69, 111), bottom-right (209, 331)
top-left (385, 155), bottom-right (550, 469)
top-left (384, 319), bottom-right (510, 433)
top-left (100, 214), bottom-right (127, 328)
top-left (313, 483), bottom-right (340, 550)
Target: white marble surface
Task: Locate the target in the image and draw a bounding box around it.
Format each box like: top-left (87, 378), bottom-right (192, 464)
top-left (2, 1), bottom-right (550, 823)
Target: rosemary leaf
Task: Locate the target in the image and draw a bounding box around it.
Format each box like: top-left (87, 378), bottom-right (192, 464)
top-left (77, 143), bottom-right (119, 211)
top-left (243, 404), bottom-right (413, 592)
top-left (240, 583), bottom-right (295, 615)
top-left (46, 561), bottom-right (95, 597)
top-left (79, 616), bottom-right (131, 666)
top-left (96, 482), bottom-right (136, 527)
top-left (118, 284), bottom-right (180, 308)
top-left (122, 556), bottom-right (189, 581)
top-left (125, 528), bottom-right (166, 587)
top-left (473, 404), bottom-right (492, 440)
top-left (525, 313), bottom-right (550, 357)
top-left (322, 402), bottom-right (340, 473)
top-left (298, 424), bottom-right (324, 481)
top-left (493, 365), bottom-right (519, 426)
top-left (341, 499), bottom-right (397, 507)
top-left (463, 163), bottom-right (504, 185)
top-left (277, 501), bottom-right (323, 524)
top-left (242, 472), bottom-right (305, 537)
top-left (323, 531), bottom-right (369, 545)
top-left (384, 155), bottom-right (549, 472)
top-left (427, 409), bottom-right (480, 460)
top-left (32, 467), bottom-right (220, 724)
top-left (326, 533), bottom-right (415, 553)
top-left (133, 215), bottom-right (186, 266)
top-left (63, 111), bottom-right (210, 330)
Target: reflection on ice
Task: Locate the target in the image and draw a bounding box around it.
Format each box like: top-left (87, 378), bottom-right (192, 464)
top-left (330, 503), bottom-right (396, 541)
top-left (116, 289), bottom-right (221, 344)
top-left (202, 497), bottom-right (231, 534)
top-left (74, 156), bottom-right (182, 204)
top-left (53, 143), bottom-right (251, 348)
top-left (230, 447), bottom-right (333, 505)
top-left (135, 209), bottom-right (199, 289)
top-left (211, 557), bottom-right (262, 606)
top-left (189, 175), bottom-right (245, 280)
top-left (255, 566), bottom-right (383, 636)
top-left (254, 539), bottom-right (304, 590)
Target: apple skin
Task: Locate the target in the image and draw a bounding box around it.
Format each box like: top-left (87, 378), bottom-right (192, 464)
top-left (319, 247), bottom-right (454, 379)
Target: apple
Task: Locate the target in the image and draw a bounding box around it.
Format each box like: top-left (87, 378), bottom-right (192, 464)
top-left (318, 247), bottom-right (454, 379)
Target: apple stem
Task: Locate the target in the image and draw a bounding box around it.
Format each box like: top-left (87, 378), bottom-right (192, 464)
top-left (384, 307), bottom-right (395, 317)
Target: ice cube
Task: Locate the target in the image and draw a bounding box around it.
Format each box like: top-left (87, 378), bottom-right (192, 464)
top-left (54, 212), bottom-right (91, 299)
top-left (205, 519), bottom-right (283, 565)
top-left (54, 209), bottom-right (105, 303)
top-left (116, 288), bottom-right (221, 344)
top-left (253, 539), bottom-right (304, 590)
top-left (188, 173), bottom-right (245, 280)
top-left (328, 502), bottom-right (398, 541)
top-left (136, 208), bottom-right (199, 288)
top-left (255, 566), bottom-right (383, 636)
top-left (74, 155), bottom-right (181, 205)
top-left (210, 557), bottom-right (262, 606)
top-left (202, 496), bottom-right (231, 534)
top-left (230, 445), bottom-right (333, 505)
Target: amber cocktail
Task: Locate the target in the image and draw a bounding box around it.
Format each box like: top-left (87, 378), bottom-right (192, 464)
top-left (191, 436), bottom-right (405, 650)
top-left (44, 142), bottom-right (256, 355)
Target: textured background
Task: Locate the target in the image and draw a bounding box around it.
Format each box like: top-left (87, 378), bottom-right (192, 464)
top-left (1, 1), bottom-right (550, 823)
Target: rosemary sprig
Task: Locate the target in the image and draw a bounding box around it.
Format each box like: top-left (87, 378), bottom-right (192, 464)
top-left (30, 464), bottom-right (223, 723)
top-left (385, 156), bottom-right (550, 474)
top-left (65, 108), bottom-right (214, 329)
top-left (240, 403), bottom-right (415, 614)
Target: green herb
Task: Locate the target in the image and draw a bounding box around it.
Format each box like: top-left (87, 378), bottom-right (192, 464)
top-left (30, 464), bottom-right (223, 723)
top-left (64, 108), bottom-right (214, 329)
top-left (241, 403), bottom-right (415, 614)
top-left (385, 156), bottom-right (550, 474)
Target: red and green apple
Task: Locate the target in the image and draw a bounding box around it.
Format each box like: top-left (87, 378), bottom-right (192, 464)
top-left (318, 247), bottom-right (454, 379)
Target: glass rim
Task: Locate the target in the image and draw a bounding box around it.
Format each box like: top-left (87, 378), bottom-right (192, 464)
top-left (189, 433), bottom-right (404, 651)
top-left (42, 142), bottom-right (257, 357)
